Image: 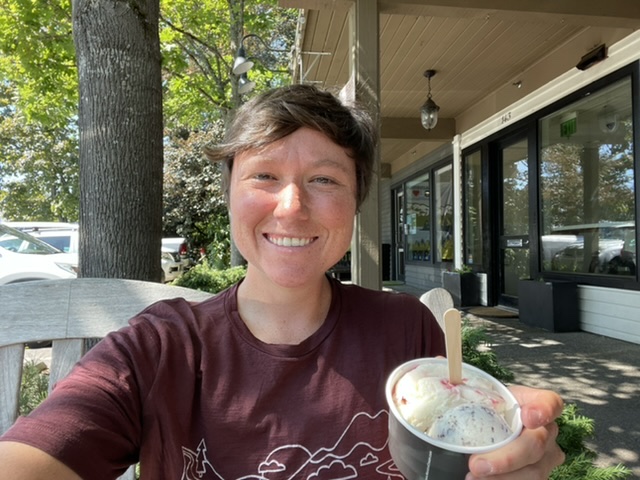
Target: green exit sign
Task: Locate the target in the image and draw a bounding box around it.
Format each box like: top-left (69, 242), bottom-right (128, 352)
top-left (560, 117), bottom-right (577, 138)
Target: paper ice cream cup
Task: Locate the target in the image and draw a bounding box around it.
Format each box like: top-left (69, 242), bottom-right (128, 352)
top-left (385, 358), bottom-right (523, 480)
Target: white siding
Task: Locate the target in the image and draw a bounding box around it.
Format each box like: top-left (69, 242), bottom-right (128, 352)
top-left (404, 264), bottom-right (444, 292)
top-left (579, 286), bottom-right (640, 344)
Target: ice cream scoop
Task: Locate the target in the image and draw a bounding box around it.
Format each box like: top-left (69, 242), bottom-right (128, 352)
top-left (394, 363), bottom-right (509, 441)
top-left (427, 402), bottom-right (513, 447)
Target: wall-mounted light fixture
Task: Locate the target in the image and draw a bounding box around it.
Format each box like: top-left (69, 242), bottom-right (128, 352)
top-left (576, 44), bottom-right (607, 71)
top-left (420, 69), bottom-right (440, 131)
top-left (232, 34), bottom-right (288, 94)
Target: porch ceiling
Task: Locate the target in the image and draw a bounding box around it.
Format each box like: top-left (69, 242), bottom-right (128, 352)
top-left (280, 0), bottom-right (640, 171)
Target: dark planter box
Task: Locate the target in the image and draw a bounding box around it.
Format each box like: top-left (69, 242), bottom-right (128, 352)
top-left (442, 271), bottom-right (480, 307)
top-left (517, 280), bottom-right (580, 332)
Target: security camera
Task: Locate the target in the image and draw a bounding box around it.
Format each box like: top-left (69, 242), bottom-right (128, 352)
top-left (598, 107), bottom-right (618, 134)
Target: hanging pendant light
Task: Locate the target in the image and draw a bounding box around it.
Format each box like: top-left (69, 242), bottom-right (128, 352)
top-left (420, 69), bottom-right (440, 131)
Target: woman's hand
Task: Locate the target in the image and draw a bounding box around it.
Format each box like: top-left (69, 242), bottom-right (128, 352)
top-left (466, 385), bottom-right (565, 480)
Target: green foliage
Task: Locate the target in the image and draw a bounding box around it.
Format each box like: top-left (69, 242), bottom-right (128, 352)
top-left (163, 125), bottom-right (231, 268)
top-left (550, 404), bottom-right (631, 480)
top-left (461, 320), bottom-right (514, 383)
top-left (0, 0), bottom-right (297, 231)
top-left (0, 83), bottom-right (79, 221)
top-left (453, 264), bottom-right (473, 275)
top-left (196, 213), bottom-right (231, 269)
top-left (555, 403), bottom-right (595, 455)
top-left (0, 0), bottom-right (77, 127)
top-left (550, 453), bottom-right (631, 480)
top-left (172, 261), bottom-right (246, 293)
top-left (541, 140), bottom-right (635, 229)
top-left (19, 360), bottom-right (49, 415)
top-left (159, 0), bottom-right (297, 130)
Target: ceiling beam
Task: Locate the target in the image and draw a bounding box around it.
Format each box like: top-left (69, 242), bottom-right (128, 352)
top-left (279, 0), bottom-right (640, 27)
top-left (279, 0), bottom-right (352, 10)
top-left (381, 117), bottom-right (455, 140)
top-left (378, 0), bottom-right (640, 18)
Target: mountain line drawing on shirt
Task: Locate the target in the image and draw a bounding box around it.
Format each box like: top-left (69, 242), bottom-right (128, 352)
top-left (180, 409), bottom-right (405, 480)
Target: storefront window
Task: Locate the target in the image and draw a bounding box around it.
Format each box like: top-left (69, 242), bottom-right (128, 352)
top-left (464, 150), bottom-right (483, 265)
top-left (539, 77), bottom-right (636, 276)
top-left (435, 165), bottom-right (454, 262)
top-left (406, 173), bottom-right (431, 262)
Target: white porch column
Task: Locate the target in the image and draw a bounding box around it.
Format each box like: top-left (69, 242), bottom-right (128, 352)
top-left (452, 134), bottom-right (463, 270)
top-left (341, 0), bottom-right (381, 290)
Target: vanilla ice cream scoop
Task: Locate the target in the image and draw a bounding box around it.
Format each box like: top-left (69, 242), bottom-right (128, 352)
top-left (394, 364), bottom-right (512, 447)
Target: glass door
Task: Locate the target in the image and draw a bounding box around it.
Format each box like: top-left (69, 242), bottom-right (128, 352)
top-left (498, 137), bottom-right (531, 307)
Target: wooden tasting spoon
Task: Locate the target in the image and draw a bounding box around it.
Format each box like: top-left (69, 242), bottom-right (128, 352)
top-left (444, 308), bottom-right (463, 385)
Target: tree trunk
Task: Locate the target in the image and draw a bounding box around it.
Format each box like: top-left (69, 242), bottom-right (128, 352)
top-left (228, 0), bottom-right (246, 268)
top-left (72, 0), bottom-right (163, 281)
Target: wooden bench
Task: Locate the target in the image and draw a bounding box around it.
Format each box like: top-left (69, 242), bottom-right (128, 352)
top-left (0, 278), bottom-right (214, 479)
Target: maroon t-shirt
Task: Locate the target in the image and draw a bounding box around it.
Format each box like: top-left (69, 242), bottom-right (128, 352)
top-left (2, 278), bottom-right (444, 479)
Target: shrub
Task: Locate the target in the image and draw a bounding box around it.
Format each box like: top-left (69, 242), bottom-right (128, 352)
top-left (19, 360), bottom-right (49, 415)
top-left (550, 404), bottom-right (631, 479)
top-left (172, 261), bottom-right (246, 293)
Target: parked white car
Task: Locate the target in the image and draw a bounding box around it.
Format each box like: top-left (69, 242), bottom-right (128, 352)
top-left (161, 237), bottom-right (191, 283)
top-left (6, 222), bottom-right (188, 283)
top-left (0, 224), bottom-right (78, 285)
top-left (6, 222), bottom-right (80, 253)
top-left (549, 222), bottom-right (636, 275)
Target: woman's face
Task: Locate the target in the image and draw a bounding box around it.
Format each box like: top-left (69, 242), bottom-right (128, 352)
top-left (229, 127), bottom-right (358, 289)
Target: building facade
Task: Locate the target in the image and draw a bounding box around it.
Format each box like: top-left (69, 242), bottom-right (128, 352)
top-left (284, 0), bottom-right (640, 344)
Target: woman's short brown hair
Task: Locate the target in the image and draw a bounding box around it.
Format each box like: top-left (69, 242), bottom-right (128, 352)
top-left (204, 84), bottom-right (378, 210)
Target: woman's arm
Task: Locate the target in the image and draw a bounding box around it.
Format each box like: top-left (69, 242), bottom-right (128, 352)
top-left (0, 441), bottom-right (81, 480)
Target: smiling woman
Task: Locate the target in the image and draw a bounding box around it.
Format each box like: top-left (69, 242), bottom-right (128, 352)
top-left (0, 84), bottom-right (565, 480)
top-left (229, 128), bottom-right (357, 293)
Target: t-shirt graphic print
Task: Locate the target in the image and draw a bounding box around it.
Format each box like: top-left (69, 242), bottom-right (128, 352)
top-left (180, 410), bottom-right (404, 479)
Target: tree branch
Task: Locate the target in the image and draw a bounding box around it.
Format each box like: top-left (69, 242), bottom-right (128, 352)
top-left (159, 14), bottom-right (227, 67)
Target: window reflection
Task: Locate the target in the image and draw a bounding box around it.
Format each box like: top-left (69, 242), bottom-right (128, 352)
top-left (435, 165), bottom-right (454, 262)
top-left (464, 151), bottom-right (483, 265)
top-left (539, 77), bottom-right (636, 276)
top-left (406, 173), bottom-right (431, 262)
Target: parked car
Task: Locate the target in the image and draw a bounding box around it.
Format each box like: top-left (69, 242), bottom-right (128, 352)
top-left (161, 237), bottom-right (191, 283)
top-left (0, 224), bottom-right (78, 285)
top-left (161, 237), bottom-right (189, 260)
top-left (6, 222), bottom-right (80, 253)
top-left (550, 222), bottom-right (636, 275)
top-left (7, 222), bottom-right (189, 283)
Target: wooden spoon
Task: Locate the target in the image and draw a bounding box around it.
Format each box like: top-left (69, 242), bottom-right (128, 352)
top-left (443, 308), bottom-right (463, 385)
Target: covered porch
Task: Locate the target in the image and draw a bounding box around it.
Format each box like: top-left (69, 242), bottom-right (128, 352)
top-left (280, 0), bottom-right (640, 344)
